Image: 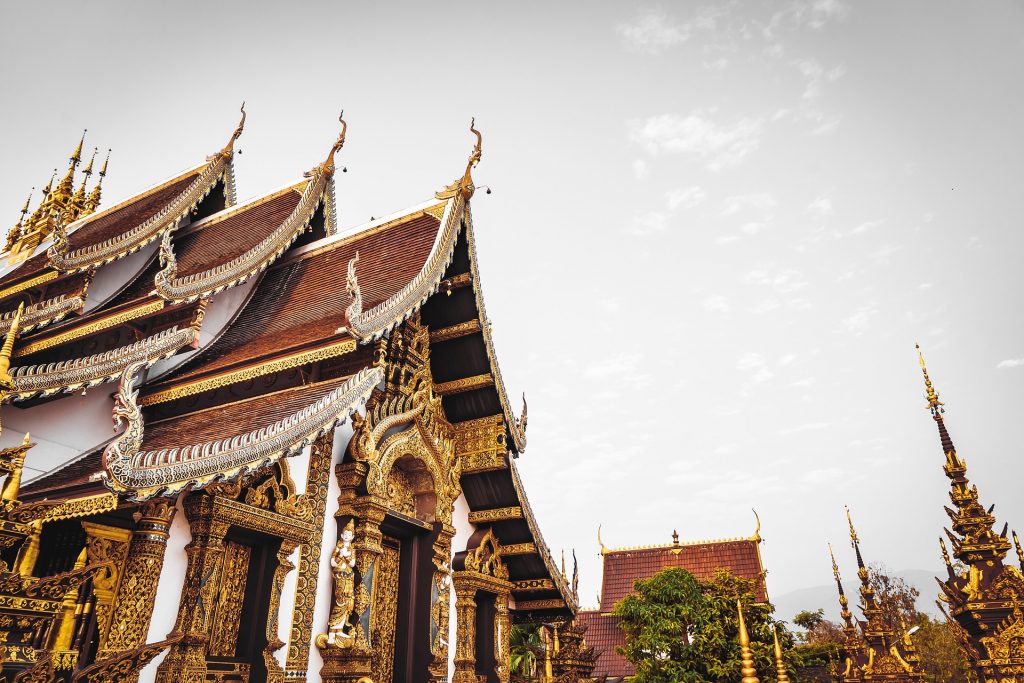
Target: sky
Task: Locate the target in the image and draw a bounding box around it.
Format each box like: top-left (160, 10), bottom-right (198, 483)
top-left (1, 1), bottom-right (1023, 616)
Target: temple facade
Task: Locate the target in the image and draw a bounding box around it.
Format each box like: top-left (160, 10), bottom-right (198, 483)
top-left (0, 111), bottom-right (577, 683)
top-left (576, 524), bottom-right (766, 678)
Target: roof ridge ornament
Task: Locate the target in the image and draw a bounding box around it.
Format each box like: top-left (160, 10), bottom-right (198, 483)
top-left (435, 118), bottom-right (483, 201)
top-left (318, 110), bottom-right (347, 175)
top-left (0, 302), bottom-right (24, 392)
top-left (217, 102), bottom-right (246, 158)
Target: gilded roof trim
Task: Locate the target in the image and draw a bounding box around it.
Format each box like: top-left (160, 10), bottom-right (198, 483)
top-left (153, 168), bottom-right (329, 304)
top-left (14, 300), bottom-right (165, 357)
top-left (0, 271), bottom-right (59, 301)
top-left (462, 204), bottom-right (528, 452)
top-left (0, 292), bottom-right (87, 336)
top-left (344, 196), bottom-right (461, 342)
top-left (103, 365), bottom-right (382, 501)
top-left (3, 325), bottom-right (198, 403)
top-left (47, 155), bottom-right (231, 274)
top-left (509, 459), bottom-right (577, 613)
top-left (139, 338), bottom-right (357, 406)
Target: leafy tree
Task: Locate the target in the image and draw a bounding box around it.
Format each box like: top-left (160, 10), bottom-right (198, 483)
top-left (793, 609), bottom-right (825, 633)
top-left (613, 567), bottom-right (798, 683)
top-left (867, 563), bottom-right (920, 631)
top-left (509, 623), bottom-right (541, 678)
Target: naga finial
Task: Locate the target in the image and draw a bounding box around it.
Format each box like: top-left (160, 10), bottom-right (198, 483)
top-left (597, 524), bottom-right (608, 555)
top-left (322, 110), bottom-right (348, 172)
top-left (222, 102), bottom-right (247, 154)
top-left (343, 251), bottom-right (363, 329)
top-left (751, 508), bottom-right (762, 542)
top-left (435, 118), bottom-right (484, 201)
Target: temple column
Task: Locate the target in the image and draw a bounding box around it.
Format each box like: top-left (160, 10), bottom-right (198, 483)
top-left (264, 539), bottom-right (299, 683)
top-left (100, 499), bottom-right (177, 659)
top-left (319, 498), bottom-right (386, 683)
top-left (494, 591), bottom-right (511, 683)
top-left (452, 579), bottom-right (478, 683)
top-left (155, 495), bottom-right (229, 683)
top-left (429, 524), bottom-right (455, 683)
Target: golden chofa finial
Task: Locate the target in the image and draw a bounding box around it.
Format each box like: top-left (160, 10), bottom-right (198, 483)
top-left (220, 102), bottom-right (246, 156)
top-left (597, 524), bottom-right (608, 556)
top-left (0, 302), bottom-right (24, 391)
top-left (320, 110), bottom-right (348, 173)
top-left (751, 508), bottom-right (762, 542)
top-left (916, 343), bottom-right (944, 416)
top-left (436, 118), bottom-right (483, 201)
top-left (772, 624), bottom-right (791, 683)
top-left (737, 601), bottom-right (761, 683)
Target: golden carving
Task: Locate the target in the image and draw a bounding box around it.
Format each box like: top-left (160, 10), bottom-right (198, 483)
top-left (467, 507), bottom-right (522, 524)
top-left (140, 339), bottom-right (357, 406)
top-left (501, 543), bottom-right (536, 556)
top-left (265, 539), bottom-right (298, 683)
top-left (514, 599), bottom-right (567, 611)
top-left (434, 373), bottom-right (493, 396)
top-left (0, 271), bottom-right (59, 303)
top-left (512, 578), bottom-right (554, 591)
top-left (435, 119), bottom-right (483, 201)
top-left (463, 529), bottom-right (509, 581)
top-left (455, 414), bottom-right (507, 473)
top-left (13, 299), bottom-right (165, 358)
top-left (428, 319), bottom-right (481, 344)
top-left (72, 634), bottom-right (182, 683)
top-left (285, 431), bottom-right (334, 677)
top-left (422, 203), bottom-right (447, 220)
top-left (0, 292), bottom-right (86, 337)
top-left (370, 540), bottom-right (400, 683)
top-left (82, 522), bottom-right (132, 651)
top-left (318, 519), bottom-right (359, 648)
top-left (209, 541), bottom-right (251, 657)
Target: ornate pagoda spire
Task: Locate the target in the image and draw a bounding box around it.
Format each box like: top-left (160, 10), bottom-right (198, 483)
top-left (846, 506), bottom-right (885, 634)
top-left (68, 147), bottom-right (98, 219)
top-left (83, 148), bottom-right (110, 216)
top-left (435, 118), bottom-right (483, 200)
top-left (51, 130), bottom-right (86, 211)
top-left (917, 345), bottom-right (1010, 565)
top-left (919, 345), bottom-right (1024, 682)
top-left (0, 302), bottom-right (24, 392)
top-left (828, 543), bottom-right (860, 644)
top-left (737, 600), bottom-right (761, 683)
top-left (4, 189), bottom-right (34, 252)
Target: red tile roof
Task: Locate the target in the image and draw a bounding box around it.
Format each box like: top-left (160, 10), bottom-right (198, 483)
top-left (582, 537), bottom-right (766, 678)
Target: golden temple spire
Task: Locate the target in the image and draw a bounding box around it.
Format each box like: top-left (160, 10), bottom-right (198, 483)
top-left (846, 507), bottom-right (878, 611)
top-left (84, 149), bottom-right (110, 215)
top-left (1014, 531), bottom-right (1024, 572)
top-left (772, 624), bottom-right (791, 683)
top-left (737, 601), bottom-right (761, 683)
top-left (435, 118), bottom-right (483, 201)
top-left (53, 130), bottom-right (86, 203)
top-left (0, 302), bottom-right (24, 391)
top-left (829, 543), bottom-right (857, 633)
top-left (69, 147), bottom-right (98, 216)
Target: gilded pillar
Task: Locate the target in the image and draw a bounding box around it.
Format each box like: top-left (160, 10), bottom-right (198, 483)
top-left (451, 581), bottom-right (478, 683)
top-left (100, 498), bottom-right (177, 658)
top-left (428, 524), bottom-right (455, 682)
top-left (49, 548), bottom-right (88, 672)
top-left (494, 592), bottom-right (511, 683)
top-left (318, 498), bottom-right (386, 683)
top-left (155, 495), bottom-right (229, 683)
top-left (265, 539), bottom-right (298, 683)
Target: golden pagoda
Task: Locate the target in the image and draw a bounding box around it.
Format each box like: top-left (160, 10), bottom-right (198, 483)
top-left (919, 346), bottom-right (1024, 682)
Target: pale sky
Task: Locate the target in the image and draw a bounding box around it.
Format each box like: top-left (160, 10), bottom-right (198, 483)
top-left (2, 1), bottom-right (1023, 613)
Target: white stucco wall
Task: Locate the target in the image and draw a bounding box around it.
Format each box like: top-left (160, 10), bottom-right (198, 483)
top-left (137, 495), bottom-right (190, 683)
top-left (448, 493), bottom-right (475, 681)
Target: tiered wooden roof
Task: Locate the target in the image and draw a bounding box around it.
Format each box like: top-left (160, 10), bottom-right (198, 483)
top-left (577, 527), bottom-right (766, 678)
top-left (7, 113), bottom-right (573, 616)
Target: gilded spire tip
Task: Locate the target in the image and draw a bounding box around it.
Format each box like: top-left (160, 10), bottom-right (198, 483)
top-left (71, 129), bottom-right (87, 164)
top-left (737, 601), bottom-right (761, 683)
top-left (916, 343), bottom-right (944, 415)
top-left (773, 624), bottom-right (791, 683)
top-left (322, 109), bottom-right (348, 171)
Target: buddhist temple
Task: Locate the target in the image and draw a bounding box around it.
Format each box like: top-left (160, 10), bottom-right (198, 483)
top-left (0, 110), bottom-right (578, 683)
top-left (919, 347), bottom-right (1024, 683)
top-left (576, 523), bottom-right (766, 678)
top-left (827, 509), bottom-right (925, 682)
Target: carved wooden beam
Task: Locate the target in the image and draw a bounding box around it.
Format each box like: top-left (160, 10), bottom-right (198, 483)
top-left (467, 506), bottom-right (522, 524)
top-left (514, 599), bottom-right (566, 611)
top-left (512, 579), bottom-right (555, 592)
top-left (435, 373), bottom-right (493, 396)
top-left (429, 319), bottom-right (482, 344)
top-left (500, 543), bottom-right (536, 556)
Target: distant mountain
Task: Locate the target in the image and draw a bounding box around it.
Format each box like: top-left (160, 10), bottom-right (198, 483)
top-left (771, 569), bottom-right (943, 627)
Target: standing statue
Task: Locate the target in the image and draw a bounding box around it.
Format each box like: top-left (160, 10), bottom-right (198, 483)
top-left (316, 519), bottom-right (358, 649)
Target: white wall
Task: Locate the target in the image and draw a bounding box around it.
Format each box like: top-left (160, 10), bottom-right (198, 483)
top-left (83, 244), bottom-right (158, 312)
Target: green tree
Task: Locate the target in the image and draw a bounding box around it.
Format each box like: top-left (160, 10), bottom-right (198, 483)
top-left (613, 567), bottom-right (798, 683)
top-left (509, 623), bottom-right (541, 678)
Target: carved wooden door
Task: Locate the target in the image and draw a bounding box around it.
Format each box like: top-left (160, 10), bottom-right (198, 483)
top-left (371, 536), bottom-right (402, 683)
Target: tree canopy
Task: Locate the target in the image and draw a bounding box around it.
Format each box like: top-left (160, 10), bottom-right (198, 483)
top-left (613, 567), bottom-right (797, 683)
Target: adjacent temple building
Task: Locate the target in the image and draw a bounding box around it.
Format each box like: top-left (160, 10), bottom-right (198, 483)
top-left (920, 349), bottom-right (1024, 682)
top-left (0, 111), bottom-right (581, 683)
top-left (828, 510), bottom-right (925, 682)
top-left (576, 524), bottom-right (766, 678)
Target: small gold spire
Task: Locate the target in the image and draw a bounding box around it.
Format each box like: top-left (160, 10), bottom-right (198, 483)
top-left (18, 189), bottom-right (33, 222)
top-left (1013, 531), bottom-right (1024, 571)
top-left (940, 537), bottom-right (952, 568)
top-left (737, 600), bottom-right (761, 683)
top-left (84, 149), bottom-right (110, 215)
top-left (560, 549), bottom-right (567, 580)
top-left (70, 129), bottom-right (86, 165)
top-left (916, 343), bottom-right (944, 415)
top-left (672, 529), bottom-right (680, 546)
top-left (772, 624), bottom-right (791, 683)
top-left (0, 302), bottom-right (24, 390)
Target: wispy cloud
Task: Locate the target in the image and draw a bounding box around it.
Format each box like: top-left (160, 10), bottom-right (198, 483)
top-left (666, 186), bottom-right (707, 210)
top-left (721, 192), bottom-right (777, 216)
top-left (766, 0), bottom-right (850, 36)
top-left (850, 218), bottom-right (886, 235)
top-left (744, 268), bottom-right (809, 294)
top-left (626, 211), bottom-right (668, 236)
top-left (629, 110), bottom-right (764, 170)
top-left (805, 196), bottom-right (833, 217)
top-left (778, 421), bottom-right (831, 436)
top-left (703, 295), bottom-right (732, 314)
top-left (842, 306), bottom-right (877, 334)
top-left (997, 358), bottom-right (1024, 369)
top-left (617, 10), bottom-right (690, 54)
